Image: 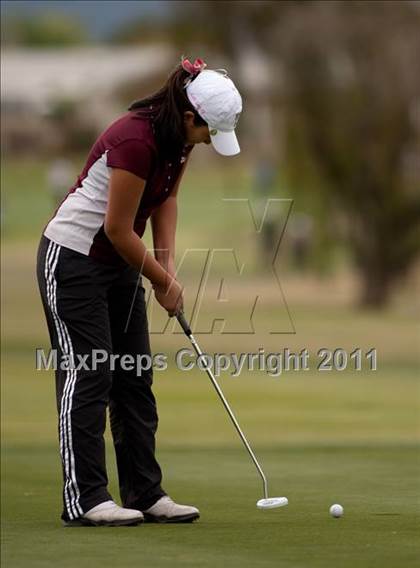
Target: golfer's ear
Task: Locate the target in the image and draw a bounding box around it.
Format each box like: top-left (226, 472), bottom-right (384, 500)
top-left (183, 111), bottom-right (195, 125)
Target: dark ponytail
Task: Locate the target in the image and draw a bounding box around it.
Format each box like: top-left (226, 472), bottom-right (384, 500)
top-left (129, 63), bottom-right (207, 160)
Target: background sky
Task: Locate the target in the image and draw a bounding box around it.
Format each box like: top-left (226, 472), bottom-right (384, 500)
top-left (1, 0), bottom-right (172, 40)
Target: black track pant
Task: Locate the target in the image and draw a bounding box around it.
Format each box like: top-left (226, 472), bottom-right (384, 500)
top-left (37, 236), bottom-right (165, 522)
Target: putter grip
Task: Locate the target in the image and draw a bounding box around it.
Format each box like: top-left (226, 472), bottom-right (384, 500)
top-left (177, 312), bottom-right (192, 336)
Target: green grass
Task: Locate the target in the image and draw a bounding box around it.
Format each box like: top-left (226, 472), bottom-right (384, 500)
top-left (2, 445), bottom-right (419, 568)
top-left (2, 342), bottom-right (419, 567)
top-left (1, 158), bottom-right (420, 566)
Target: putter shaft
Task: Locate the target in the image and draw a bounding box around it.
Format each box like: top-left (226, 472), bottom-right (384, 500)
top-left (177, 313), bottom-right (269, 500)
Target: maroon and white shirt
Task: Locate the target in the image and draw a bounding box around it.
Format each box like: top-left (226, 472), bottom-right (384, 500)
top-left (44, 111), bottom-right (192, 265)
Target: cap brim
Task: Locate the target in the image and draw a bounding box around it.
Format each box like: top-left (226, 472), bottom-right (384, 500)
top-left (210, 129), bottom-right (240, 156)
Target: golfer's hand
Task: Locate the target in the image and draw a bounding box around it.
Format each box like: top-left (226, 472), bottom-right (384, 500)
top-left (153, 278), bottom-right (184, 316)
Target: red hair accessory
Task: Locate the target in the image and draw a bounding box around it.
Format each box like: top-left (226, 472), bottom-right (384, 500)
top-left (181, 57), bottom-right (207, 76)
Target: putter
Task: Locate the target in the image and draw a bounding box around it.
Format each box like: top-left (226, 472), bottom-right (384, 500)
top-left (176, 311), bottom-right (288, 510)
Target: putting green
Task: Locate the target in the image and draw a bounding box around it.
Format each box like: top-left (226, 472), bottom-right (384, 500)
top-left (2, 344), bottom-right (419, 567)
top-left (2, 443), bottom-right (419, 568)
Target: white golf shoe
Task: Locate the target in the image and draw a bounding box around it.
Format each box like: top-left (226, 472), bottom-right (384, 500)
top-left (143, 496), bottom-right (200, 523)
top-left (65, 500), bottom-right (144, 526)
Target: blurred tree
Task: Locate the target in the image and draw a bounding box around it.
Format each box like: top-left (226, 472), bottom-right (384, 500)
top-left (279, 2), bottom-right (420, 307)
top-left (3, 13), bottom-right (87, 46)
top-left (174, 0), bottom-right (420, 307)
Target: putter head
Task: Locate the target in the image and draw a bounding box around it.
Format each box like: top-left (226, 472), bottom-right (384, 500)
top-left (257, 497), bottom-right (288, 510)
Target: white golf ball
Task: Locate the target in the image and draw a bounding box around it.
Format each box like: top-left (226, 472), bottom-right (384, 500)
top-left (329, 504), bottom-right (344, 518)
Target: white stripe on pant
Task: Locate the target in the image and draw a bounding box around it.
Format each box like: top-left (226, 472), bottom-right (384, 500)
top-left (44, 241), bottom-right (83, 519)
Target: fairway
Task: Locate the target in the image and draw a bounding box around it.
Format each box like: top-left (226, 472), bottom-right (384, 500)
top-left (2, 160), bottom-right (420, 567)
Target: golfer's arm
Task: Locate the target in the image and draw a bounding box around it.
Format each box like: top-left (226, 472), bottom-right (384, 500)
top-left (151, 196), bottom-right (177, 278)
top-left (104, 168), bottom-right (172, 290)
top-left (151, 156), bottom-right (189, 277)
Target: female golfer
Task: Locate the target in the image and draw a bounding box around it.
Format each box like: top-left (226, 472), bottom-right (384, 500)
top-left (37, 58), bottom-right (242, 526)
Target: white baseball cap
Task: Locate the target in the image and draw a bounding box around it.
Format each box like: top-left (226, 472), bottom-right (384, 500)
top-left (186, 69), bottom-right (243, 156)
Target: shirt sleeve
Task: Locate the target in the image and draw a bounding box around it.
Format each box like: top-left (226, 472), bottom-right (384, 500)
top-left (107, 138), bottom-right (153, 180)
